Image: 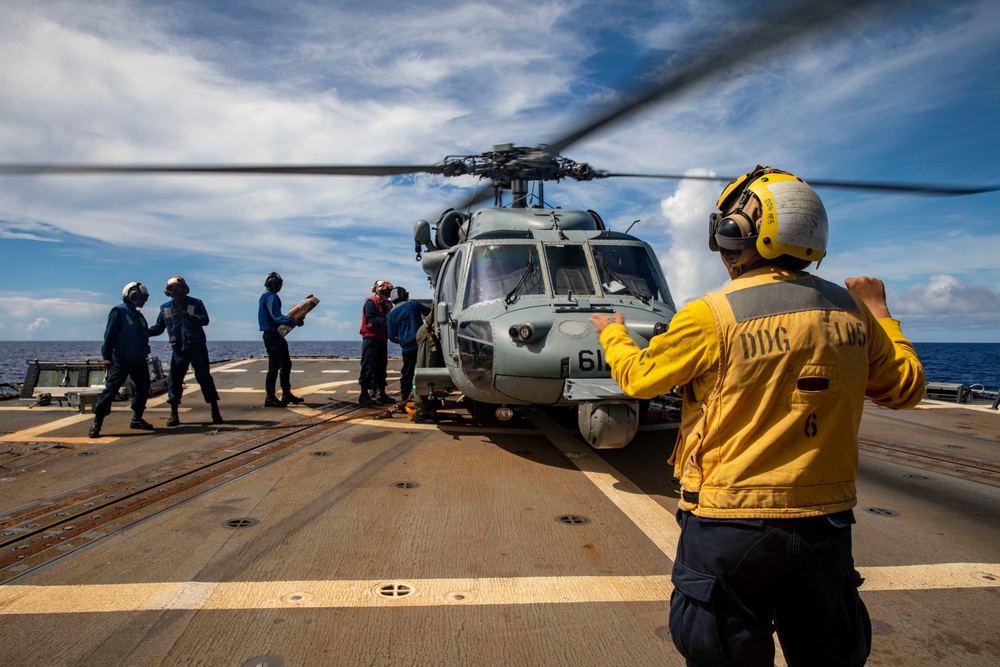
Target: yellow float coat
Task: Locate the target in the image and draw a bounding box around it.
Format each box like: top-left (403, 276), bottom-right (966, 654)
top-left (599, 267), bottom-right (925, 519)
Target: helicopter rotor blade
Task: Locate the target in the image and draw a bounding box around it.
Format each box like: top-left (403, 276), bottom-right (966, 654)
top-left (546, 0), bottom-right (912, 157)
top-left (605, 173), bottom-right (1000, 197)
top-left (0, 163), bottom-right (448, 177)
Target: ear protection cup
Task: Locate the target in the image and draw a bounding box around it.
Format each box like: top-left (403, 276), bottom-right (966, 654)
top-left (122, 281), bottom-right (149, 307)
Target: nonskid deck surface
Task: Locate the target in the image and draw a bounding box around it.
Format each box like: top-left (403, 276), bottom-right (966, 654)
top-left (0, 357), bottom-right (998, 666)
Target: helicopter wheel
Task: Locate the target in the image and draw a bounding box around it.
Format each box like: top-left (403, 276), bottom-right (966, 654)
top-left (469, 400), bottom-right (504, 424)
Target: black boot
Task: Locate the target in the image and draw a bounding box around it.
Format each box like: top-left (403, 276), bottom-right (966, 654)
top-left (88, 417), bottom-right (103, 438)
top-left (130, 414), bottom-right (154, 431)
top-left (264, 395), bottom-right (285, 408)
top-left (358, 389), bottom-right (375, 405)
top-left (166, 404), bottom-right (180, 427)
top-left (210, 401), bottom-right (223, 424)
top-left (283, 392), bottom-right (304, 404)
top-left (375, 389), bottom-right (394, 404)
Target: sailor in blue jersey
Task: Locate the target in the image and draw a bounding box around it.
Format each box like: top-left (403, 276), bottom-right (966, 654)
top-left (89, 282), bottom-right (155, 438)
top-left (386, 286), bottom-right (430, 403)
top-left (258, 272), bottom-right (305, 407)
top-left (148, 276), bottom-right (222, 426)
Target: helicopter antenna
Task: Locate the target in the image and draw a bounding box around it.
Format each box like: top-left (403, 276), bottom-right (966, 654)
top-left (625, 219), bottom-right (641, 234)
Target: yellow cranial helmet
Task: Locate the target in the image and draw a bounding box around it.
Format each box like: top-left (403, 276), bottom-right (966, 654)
top-left (710, 166), bottom-right (828, 271)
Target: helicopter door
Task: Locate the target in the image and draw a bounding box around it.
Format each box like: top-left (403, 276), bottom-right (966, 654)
top-left (434, 247), bottom-right (465, 367)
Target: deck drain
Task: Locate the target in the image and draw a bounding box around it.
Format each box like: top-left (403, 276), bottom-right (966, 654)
top-left (224, 518), bottom-right (258, 528)
top-left (556, 515), bottom-right (589, 525)
top-left (310, 451), bottom-right (332, 457)
top-left (375, 582), bottom-right (415, 598)
top-left (905, 473), bottom-right (930, 480)
top-left (281, 592), bottom-right (314, 605)
top-left (871, 620), bottom-right (894, 636)
top-left (444, 591), bottom-right (476, 604)
top-left (241, 657), bottom-right (284, 667)
top-left (865, 507), bottom-right (899, 517)
top-left (392, 482), bottom-right (418, 489)
top-left (77, 451), bottom-right (97, 457)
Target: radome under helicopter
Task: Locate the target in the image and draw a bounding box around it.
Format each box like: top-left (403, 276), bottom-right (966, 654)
top-left (2, 0), bottom-right (997, 448)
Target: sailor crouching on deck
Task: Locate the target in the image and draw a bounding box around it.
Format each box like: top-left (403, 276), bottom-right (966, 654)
top-left (148, 276), bottom-right (222, 426)
top-left (89, 282), bottom-right (156, 438)
top-left (590, 166), bottom-right (925, 667)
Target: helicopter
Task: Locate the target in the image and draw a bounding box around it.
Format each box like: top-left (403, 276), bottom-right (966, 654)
top-left (1, 0), bottom-right (997, 448)
top-left (408, 144), bottom-right (677, 447)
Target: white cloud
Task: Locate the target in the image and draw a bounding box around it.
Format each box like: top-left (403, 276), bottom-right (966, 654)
top-left (658, 170), bottom-right (730, 305)
top-left (894, 275), bottom-right (1000, 316)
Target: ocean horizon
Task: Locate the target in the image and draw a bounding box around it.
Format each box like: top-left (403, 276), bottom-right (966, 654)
top-left (1, 340), bottom-right (999, 391)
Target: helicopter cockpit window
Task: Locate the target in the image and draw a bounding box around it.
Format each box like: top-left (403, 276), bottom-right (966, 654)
top-left (439, 248), bottom-right (465, 310)
top-left (592, 243), bottom-right (670, 304)
top-left (465, 244), bottom-right (543, 307)
top-left (545, 244), bottom-right (596, 296)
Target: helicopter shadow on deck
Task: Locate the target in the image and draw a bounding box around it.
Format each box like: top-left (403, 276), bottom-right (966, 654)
top-left (432, 407), bottom-right (680, 500)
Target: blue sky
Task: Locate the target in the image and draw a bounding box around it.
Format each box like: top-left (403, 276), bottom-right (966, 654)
top-left (1, 0), bottom-right (998, 342)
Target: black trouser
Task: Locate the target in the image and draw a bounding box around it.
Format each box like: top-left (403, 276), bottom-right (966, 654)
top-left (93, 359), bottom-right (150, 420)
top-left (360, 337), bottom-right (387, 393)
top-left (669, 509), bottom-right (871, 667)
top-left (262, 330), bottom-right (292, 397)
top-left (167, 345), bottom-right (219, 405)
top-left (398, 348), bottom-right (417, 399)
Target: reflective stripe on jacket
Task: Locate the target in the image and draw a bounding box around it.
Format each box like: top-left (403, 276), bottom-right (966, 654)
top-left (149, 297), bottom-right (210, 351)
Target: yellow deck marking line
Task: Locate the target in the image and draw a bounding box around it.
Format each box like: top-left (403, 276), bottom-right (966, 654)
top-left (0, 575), bottom-right (673, 614)
top-left (862, 563), bottom-right (1000, 590)
top-left (918, 401), bottom-right (1000, 415)
top-left (352, 418), bottom-right (540, 434)
top-left (2, 564), bottom-right (997, 615)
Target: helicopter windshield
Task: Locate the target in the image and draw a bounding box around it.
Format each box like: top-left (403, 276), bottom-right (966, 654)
top-left (465, 244), bottom-right (544, 307)
top-left (545, 244), bottom-right (596, 297)
top-left (591, 243), bottom-right (671, 304)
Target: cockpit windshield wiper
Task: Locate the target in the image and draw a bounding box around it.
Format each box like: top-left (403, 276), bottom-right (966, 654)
top-left (598, 258), bottom-right (650, 304)
top-left (505, 255), bottom-right (538, 306)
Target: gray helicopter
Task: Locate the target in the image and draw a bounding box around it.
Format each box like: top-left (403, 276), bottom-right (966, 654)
top-left (409, 144), bottom-right (676, 448)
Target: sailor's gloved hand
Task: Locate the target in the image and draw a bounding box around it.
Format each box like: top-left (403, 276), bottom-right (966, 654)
top-left (297, 319), bottom-right (306, 327)
top-left (173, 309), bottom-right (190, 321)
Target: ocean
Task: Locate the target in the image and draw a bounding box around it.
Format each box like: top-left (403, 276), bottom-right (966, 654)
top-left (1, 340), bottom-right (998, 391)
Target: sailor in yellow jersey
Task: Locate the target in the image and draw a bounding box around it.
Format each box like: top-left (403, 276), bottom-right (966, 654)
top-left (591, 166), bottom-right (924, 667)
